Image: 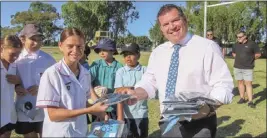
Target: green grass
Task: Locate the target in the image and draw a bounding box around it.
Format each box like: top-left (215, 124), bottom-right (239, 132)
top-left (11, 47), bottom-right (266, 137)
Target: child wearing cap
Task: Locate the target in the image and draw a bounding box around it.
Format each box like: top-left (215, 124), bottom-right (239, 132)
top-left (114, 43), bottom-right (149, 138)
top-left (14, 24), bottom-right (56, 137)
top-left (0, 35), bottom-right (23, 138)
top-left (90, 38), bottom-right (123, 119)
top-left (36, 28), bottom-right (108, 137)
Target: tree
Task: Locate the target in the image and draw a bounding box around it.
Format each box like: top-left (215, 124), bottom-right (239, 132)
top-left (184, 1), bottom-right (267, 43)
top-left (10, 2), bottom-right (61, 45)
top-left (1, 26), bottom-right (22, 38)
top-left (61, 1), bottom-right (139, 41)
top-left (123, 33), bottom-right (136, 44)
top-left (108, 1), bottom-right (139, 40)
top-left (136, 36), bottom-right (152, 48)
top-left (61, 1), bottom-right (108, 41)
top-left (149, 22), bottom-right (166, 46)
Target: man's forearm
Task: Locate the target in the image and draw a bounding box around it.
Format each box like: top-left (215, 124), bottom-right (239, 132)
top-left (134, 87), bottom-right (149, 100)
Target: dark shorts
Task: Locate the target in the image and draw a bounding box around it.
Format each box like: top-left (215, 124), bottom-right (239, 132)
top-left (15, 121), bottom-right (43, 134)
top-left (159, 114), bottom-right (217, 138)
top-left (0, 123), bottom-right (16, 135)
top-left (124, 118), bottom-right (149, 138)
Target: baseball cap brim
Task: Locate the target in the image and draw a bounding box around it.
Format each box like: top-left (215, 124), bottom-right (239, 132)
top-left (94, 46), bottom-right (118, 55)
top-left (27, 33), bottom-right (44, 39)
top-left (120, 47), bottom-right (139, 55)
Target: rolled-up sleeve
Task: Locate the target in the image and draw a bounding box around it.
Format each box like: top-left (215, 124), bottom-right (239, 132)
top-left (204, 42), bottom-right (234, 104)
top-left (36, 70), bottom-right (60, 107)
top-left (135, 51), bottom-right (158, 99)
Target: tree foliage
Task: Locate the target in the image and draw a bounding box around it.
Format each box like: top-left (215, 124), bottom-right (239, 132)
top-left (185, 1), bottom-right (266, 43)
top-left (10, 2), bottom-right (61, 44)
top-left (61, 1), bottom-right (139, 41)
top-left (1, 26), bottom-right (22, 38)
top-left (149, 22), bottom-right (166, 45)
top-left (149, 1), bottom-right (267, 47)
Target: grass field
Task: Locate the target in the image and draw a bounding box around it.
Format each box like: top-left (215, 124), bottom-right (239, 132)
top-left (12, 47), bottom-right (266, 137)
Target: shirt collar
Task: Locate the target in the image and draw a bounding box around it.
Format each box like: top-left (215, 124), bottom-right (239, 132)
top-left (21, 48), bottom-right (40, 58)
top-left (124, 63), bottom-right (141, 71)
top-left (0, 60), bottom-right (16, 70)
top-left (0, 61), bottom-right (4, 69)
top-left (101, 58), bottom-right (117, 67)
top-left (168, 32), bottom-right (193, 48)
top-left (56, 58), bottom-right (89, 77)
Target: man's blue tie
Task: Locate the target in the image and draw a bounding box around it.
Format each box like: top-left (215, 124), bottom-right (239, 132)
top-left (165, 44), bottom-right (181, 99)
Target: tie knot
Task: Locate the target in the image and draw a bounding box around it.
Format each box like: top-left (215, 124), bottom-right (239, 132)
top-left (174, 44), bottom-right (180, 50)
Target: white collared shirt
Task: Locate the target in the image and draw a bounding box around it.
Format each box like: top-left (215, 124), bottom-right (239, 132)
top-left (15, 48), bottom-right (56, 122)
top-left (1, 61), bottom-right (17, 127)
top-left (36, 59), bottom-right (91, 137)
top-left (135, 34), bottom-right (234, 114)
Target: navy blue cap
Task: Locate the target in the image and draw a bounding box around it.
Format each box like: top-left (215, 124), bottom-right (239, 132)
top-left (94, 38), bottom-right (118, 55)
top-left (121, 43), bottom-right (140, 55)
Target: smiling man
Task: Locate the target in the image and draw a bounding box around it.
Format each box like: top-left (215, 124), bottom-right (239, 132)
top-left (116, 4), bottom-right (234, 138)
top-left (232, 31), bottom-right (261, 108)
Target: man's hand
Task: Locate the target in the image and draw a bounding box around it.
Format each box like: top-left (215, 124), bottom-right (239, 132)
top-left (27, 85), bottom-right (39, 96)
top-left (15, 85), bottom-right (27, 96)
top-left (213, 100), bottom-right (223, 109)
top-left (192, 104), bottom-right (210, 120)
top-left (6, 75), bottom-right (21, 85)
top-left (115, 87), bottom-right (138, 105)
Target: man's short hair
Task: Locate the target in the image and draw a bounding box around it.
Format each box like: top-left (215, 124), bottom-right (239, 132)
top-left (157, 4), bottom-right (186, 23)
top-left (237, 30), bottom-right (247, 36)
top-left (207, 29), bottom-right (213, 33)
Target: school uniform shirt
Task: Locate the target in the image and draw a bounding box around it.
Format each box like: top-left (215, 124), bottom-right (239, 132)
top-left (135, 33), bottom-right (234, 114)
top-left (114, 64), bottom-right (148, 119)
top-left (36, 58), bottom-right (91, 137)
top-left (90, 59), bottom-right (123, 94)
top-left (15, 49), bottom-right (56, 122)
top-left (1, 61), bottom-right (17, 127)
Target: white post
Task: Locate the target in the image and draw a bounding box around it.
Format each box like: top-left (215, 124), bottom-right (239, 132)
top-left (204, 1), bottom-right (207, 38)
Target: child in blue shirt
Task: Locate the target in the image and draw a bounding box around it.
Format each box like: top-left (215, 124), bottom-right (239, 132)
top-left (114, 43), bottom-right (149, 138)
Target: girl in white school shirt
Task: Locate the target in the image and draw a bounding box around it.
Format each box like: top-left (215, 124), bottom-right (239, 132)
top-left (36, 28), bottom-right (108, 137)
top-left (14, 24), bottom-right (56, 138)
top-left (0, 35), bottom-right (23, 138)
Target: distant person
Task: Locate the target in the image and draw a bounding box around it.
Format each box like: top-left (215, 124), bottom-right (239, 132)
top-left (0, 35), bottom-right (23, 138)
top-left (114, 43), bottom-right (149, 138)
top-left (206, 30), bottom-right (226, 57)
top-left (80, 44), bottom-right (91, 70)
top-left (232, 31), bottom-right (261, 108)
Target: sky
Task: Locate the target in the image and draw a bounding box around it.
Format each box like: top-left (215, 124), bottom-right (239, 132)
top-left (1, 1), bottom-right (186, 37)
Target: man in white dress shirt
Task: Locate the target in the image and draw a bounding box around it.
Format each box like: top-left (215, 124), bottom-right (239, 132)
top-left (116, 4), bottom-right (234, 138)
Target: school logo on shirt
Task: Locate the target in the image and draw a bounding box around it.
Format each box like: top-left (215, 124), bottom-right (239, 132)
top-left (245, 46), bottom-right (249, 48)
top-left (24, 102), bottom-right (33, 110)
top-left (65, 82), bottom-right (71, 90)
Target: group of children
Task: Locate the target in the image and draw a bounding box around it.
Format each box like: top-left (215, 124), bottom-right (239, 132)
top-left (1, 24), bottom-right (149, 138)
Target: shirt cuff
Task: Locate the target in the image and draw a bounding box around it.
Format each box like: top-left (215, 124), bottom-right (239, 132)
top-left (135, 82), bottom-right (156, 99)
top-left (36, 100), bottom-right (59, 107)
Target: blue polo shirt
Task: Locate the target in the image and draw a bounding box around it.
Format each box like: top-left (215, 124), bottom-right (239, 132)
top-left (114, 64), bottom-right (148, 119)
top-left (90, 59), bottom-right (123, 94)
